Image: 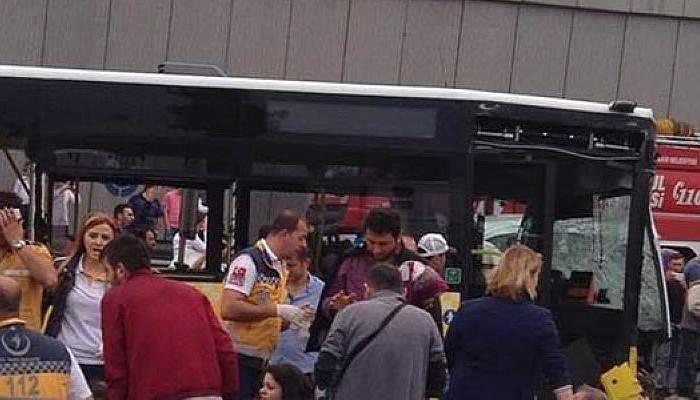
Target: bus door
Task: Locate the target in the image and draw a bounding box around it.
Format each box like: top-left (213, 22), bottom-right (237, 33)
top-left (472, 151), bottom-right (667, 390)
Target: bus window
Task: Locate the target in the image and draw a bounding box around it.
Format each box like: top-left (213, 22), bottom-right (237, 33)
top-left (54, 182), bottom-right (220, 273)
top-left (248, 187), bottom-right (453, 283)
top-left (550, 195), bottom-right (630, 309)
top-left (639, 226), bottom-right (666, 332)
top-left (472, 198), bottom-right (529, 296)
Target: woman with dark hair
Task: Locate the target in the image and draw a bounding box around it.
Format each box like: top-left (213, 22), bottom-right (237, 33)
top-left (259, 364), bottom-right (314, 400)
top-left (44, 213), bottom-right (117, 392)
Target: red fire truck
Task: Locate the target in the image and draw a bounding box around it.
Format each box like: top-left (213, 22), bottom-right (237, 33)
top-left (651, 133), bottom-right (700, 258)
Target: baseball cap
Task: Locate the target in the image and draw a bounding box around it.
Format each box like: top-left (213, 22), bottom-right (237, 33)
top-left (417, 233), bottom-right (455, 257)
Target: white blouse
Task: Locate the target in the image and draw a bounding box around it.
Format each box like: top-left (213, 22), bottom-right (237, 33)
top-left (57, 256), bottom-right (109, 365)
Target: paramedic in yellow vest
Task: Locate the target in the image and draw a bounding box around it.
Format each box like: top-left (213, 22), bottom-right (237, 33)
top-left (0, 206), bottom-right (57, 330)
top-left (222, 210), bottom-right (310, 400)
top-left (0, 276), bottom-right (92, 399)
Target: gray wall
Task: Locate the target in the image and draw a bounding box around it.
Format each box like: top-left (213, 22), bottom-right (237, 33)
top-left (0, 0), bottom-right (696, 242)
top-left (0, 0), bottom-right (697, 122)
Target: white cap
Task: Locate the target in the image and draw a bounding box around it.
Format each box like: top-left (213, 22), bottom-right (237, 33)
top-left (417, 233), bottom-right (454, 257)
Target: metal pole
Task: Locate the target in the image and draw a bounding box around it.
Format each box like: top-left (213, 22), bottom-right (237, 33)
top-left (225, 181), bottom-right (237, 264)
top-left (620, 162), bottom-right (654, 362)
top-left (206, 183), bottom-right (224, 276)
top-left (72, 178), bottom-right (80, 236)
top-left (538, 162), bottom-right (557, 308)
top-left (313, 189), bottom-right (326, 275)
top-left (40, 173), bottom-right (49, 226)
top-left (27, 163), bottom-right (36, 241)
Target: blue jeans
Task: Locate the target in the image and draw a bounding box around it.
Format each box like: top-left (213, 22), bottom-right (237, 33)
top-left (665, 326), bottom-right (683, 385)
top-left (677, 328), bottom-right (699, 397)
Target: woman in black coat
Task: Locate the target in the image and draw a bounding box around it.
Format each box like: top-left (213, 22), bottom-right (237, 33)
top-left (444, 244), bottom-right (573, 400)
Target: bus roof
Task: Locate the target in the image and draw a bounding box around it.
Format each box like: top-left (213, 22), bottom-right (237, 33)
top-left (0, 65), bottom-right (654, 120)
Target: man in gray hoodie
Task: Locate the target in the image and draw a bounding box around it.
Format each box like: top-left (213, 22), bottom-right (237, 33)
top-left (676, 259), bottom-right (700, 399)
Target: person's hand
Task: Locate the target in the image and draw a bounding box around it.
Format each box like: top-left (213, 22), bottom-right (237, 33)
top-left (329, 291), bottom-right (357, 311)
top-left (300, 303), bottom-right (315, 320)
top-left (0, 208), bottom-right (24, 243)
top-left (276, 304), bottom-right (306, 324)
top-left (422, 297), bottom-right (436, 309)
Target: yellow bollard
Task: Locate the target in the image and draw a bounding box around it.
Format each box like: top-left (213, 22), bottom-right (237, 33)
top-left (600, 362), bottom-right (645, 400)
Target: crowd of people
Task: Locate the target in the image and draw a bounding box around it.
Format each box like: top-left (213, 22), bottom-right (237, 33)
top-left (0, 178), bottom-right (619, 400)
top-left (653, 248), bottom-right (700, 400)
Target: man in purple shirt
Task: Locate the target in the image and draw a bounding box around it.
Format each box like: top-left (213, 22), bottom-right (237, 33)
top-left (322, 208), bottom-right (423, 315)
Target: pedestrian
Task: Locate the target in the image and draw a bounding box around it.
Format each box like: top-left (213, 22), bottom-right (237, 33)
top-left (171, 213), bottom-right (207, 270)
top-left (270, 247), bottom-right (325, 376)
top-left (315, 264), bottom-right (446, 400)
top-left (259, 364), bottom-right (314, 400)
top-left (0, 276), bottom-right (92, 399)
top-left (444, 244), bottom-right (573, 400)
top-left (101, 234), bottom-right (239, 399)
top-left (52, 181), bottom-right (77, 253)
top-left (322, 208), bottom-right (423, 315)
top-left (675, 259), bottom-right (700, 399)
top-left (132, 225), bottom-right (157, 252)
top-left (417, 233), bottom-right (454, 276)
top-left (221, 210), bottom-right (311, 399)
top-left (0, 204), bottom-right (57, 331)
top-left (656, 249), bottom-right (686, 395)
top-left (162, 187), bottom-right (182, 240)
top-left (112, 204), bottom-right (135, 232)
top-left (44, 213), bottom-right (117, 393)
top-left (127, 185), bottom-right (163, 231)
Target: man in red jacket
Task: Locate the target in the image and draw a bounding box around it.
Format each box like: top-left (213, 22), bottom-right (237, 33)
top-left (101, 234), bottom-right (238, 400)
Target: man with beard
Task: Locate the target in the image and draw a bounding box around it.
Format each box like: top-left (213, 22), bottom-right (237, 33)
top-left (322, 208), bottom-right (424, 314)
top-left (101, 234), bottom-right (238, 399)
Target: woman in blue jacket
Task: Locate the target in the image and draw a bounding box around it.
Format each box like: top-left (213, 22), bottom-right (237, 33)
top-left (444, 244), bottom-right (573, 400)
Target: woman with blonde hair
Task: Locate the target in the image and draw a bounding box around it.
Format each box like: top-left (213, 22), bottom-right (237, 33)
top-left (444, 244), bottom-right (573, 400)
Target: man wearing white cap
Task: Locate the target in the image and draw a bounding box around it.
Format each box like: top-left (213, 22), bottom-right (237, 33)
top-left (417, 233), bottom-right (454, 276)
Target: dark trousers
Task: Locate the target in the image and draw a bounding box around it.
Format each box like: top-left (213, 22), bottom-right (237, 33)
top-left (677, 328), bottom-right (700, 397)
top-left (79, 364), bottom-right (106, 399)
top-left (238, 354), bottom-right (265, 400)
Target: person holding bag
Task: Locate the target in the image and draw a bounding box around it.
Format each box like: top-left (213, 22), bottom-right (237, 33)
top-left (315, 264), bottom-right (446, 400)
